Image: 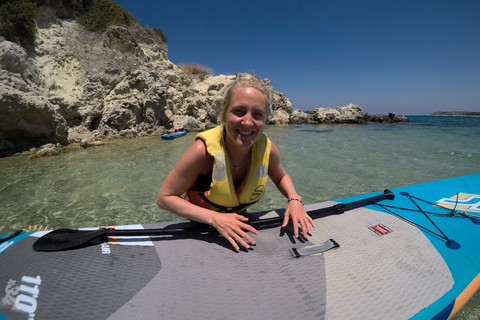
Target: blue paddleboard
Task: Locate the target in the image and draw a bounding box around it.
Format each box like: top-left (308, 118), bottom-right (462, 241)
top-left (1, 173), bottom-right (479, 319)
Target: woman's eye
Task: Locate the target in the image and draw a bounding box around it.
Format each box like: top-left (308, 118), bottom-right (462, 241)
top-left (233, 110), bottom-right (245, 117)
top-left (253, 113), bottom-right (263, 120)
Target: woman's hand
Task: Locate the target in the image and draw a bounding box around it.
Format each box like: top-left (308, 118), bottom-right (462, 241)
top-left (282, 199), bottom-right (315, 238)
top-left (267, 141), bottom-right (315, 238)
top-left (211, 212), bottom-right (258, 251)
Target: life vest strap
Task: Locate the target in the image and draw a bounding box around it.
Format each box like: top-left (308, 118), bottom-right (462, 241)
top-left (199, 193), bottom-right (259, 213)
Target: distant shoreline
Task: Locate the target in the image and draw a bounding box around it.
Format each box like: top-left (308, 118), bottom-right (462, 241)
top-left (429, 111), bottom-right (480, 117)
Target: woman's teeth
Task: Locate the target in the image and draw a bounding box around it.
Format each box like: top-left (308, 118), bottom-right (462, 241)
top-left (238, 130), bottom-right (254, 136)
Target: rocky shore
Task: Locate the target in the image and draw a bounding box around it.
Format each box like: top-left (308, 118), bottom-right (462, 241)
top-left (0, 6), bottom-right (408, 157)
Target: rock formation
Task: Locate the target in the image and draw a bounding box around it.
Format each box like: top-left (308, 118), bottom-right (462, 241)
top-left (0, 7), bottom-right (407, 157)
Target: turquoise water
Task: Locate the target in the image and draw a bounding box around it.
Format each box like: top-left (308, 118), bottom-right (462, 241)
top-left (1, 116), bottom-right (479, 318)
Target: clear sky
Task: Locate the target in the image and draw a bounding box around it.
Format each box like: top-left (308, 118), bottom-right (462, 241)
top-left (113, 0), bottom-right (480, 115)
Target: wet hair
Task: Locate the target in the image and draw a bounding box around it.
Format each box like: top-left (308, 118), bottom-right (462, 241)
top-left (220, 74), bottom-right (272, 125)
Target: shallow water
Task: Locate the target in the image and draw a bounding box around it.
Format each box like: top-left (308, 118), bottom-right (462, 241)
top-left (1, 116), bottom-right (479, 318)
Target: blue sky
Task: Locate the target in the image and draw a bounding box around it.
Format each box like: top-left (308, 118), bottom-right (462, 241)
top-left (113, 0), bottom-right (480, 115)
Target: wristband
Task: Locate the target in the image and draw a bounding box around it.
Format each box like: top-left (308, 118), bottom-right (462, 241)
top-left (287, 198), bottom-right (303, 205)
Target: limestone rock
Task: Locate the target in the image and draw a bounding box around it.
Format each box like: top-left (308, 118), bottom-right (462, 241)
top-left (33, 143), bottom-right (62, 157)
top-left (268, 86), bottom-right (293, 124)
top-left (290, 109), bottom-right (313, 124)
top-left (364, 112), bottom-right (410, 123)
top-left (0, 71), bottom-right (69, 157)
top-left (312, 104), bottom-right (365, 124)
top-left (80, 138), bottom-right (104, 148)
top-left (80, 138), bottom-right (88, 148)
top-left (103, 25), bottom-right (139, 53)
top-left (0, 41), bottom-right (29, 73)
top-left (0, 7), bottom-right (408, 157)
top-left (389, 113), bottom-right (409, 122)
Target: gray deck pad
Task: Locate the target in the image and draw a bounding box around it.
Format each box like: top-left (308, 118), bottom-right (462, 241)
top-left (107, 222), bottom-right (328, 320)
top-left (0, 236), bottom-right (161, 320)
top-left (108, 203), bottom-right (453, 320)
top-left (312, 206), bottom-right (453, 319)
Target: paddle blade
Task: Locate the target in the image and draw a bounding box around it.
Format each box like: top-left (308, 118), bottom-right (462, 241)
top-left (33, 229), bottom-right (108, 251)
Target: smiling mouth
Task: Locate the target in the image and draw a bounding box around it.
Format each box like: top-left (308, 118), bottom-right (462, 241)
top-left (237, 130), bottom-right (255, 136)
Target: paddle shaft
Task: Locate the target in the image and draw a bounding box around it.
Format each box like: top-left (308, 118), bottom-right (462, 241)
top-left (33, 190), bottom-right (394, 251)
top-left (94, 189), bottom-right (394, 234)
top-left (249, 189), bottom-right (394, 228)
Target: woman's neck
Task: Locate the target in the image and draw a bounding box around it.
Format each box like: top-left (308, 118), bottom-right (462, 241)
top-left (223, 128), bottom-right (250, 159)
top-left (226, 144), bottom-right (250, 167)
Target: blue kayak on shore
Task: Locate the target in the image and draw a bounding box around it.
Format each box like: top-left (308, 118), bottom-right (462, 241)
top-left (161, 129), bottom-right (187, 140)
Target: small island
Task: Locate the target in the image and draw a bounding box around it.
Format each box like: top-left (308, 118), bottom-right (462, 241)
top-left (430, 111), bottom-right (480, 117)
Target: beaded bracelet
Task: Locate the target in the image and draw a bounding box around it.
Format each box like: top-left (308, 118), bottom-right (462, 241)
top-left (287, 198), bottom-right (303, 205)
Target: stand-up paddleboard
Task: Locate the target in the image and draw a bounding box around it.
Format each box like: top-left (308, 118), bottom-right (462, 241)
top-left (1, 173), bottom-right (479, 320)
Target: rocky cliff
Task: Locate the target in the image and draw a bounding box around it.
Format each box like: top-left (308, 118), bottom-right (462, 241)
top-left (0, 7), bottom-right (407, 157)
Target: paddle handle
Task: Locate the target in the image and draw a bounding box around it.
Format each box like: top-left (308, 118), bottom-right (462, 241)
top-left (344, 189), bottom-right (395, 211)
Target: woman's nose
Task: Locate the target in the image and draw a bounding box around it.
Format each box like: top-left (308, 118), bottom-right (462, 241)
top-left (242, 113), bottom-right (254, 125)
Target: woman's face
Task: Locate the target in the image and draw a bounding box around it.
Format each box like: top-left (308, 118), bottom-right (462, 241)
top-left (224, 87), bottom-right (267, 151)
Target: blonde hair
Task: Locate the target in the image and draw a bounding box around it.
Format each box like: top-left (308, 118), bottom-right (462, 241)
top-left (220, 74), bottom-right (272, 125)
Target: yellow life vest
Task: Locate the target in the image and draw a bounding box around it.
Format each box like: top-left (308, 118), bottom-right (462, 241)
top-left (190, 126), bottom-right (271, 213)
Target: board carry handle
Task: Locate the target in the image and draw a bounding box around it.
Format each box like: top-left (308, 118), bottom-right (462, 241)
top-left (32, 190), bottom-right (394, 252)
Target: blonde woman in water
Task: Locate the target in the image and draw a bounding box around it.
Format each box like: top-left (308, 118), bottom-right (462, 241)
top-left (157, 75), bottom-right (314, 251)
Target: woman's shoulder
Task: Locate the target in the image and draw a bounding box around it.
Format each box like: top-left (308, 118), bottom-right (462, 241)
top-left (184, 139), bottom-right (208, 159)
top-left (184, 139), bottom-right (213, 174)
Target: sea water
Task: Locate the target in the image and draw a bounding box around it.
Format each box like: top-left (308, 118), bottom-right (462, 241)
top-left (1, 115), bottom-right (479, 318)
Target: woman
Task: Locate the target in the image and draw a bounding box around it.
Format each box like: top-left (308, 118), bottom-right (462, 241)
top-left (156, 75), bottom-right (314, 251)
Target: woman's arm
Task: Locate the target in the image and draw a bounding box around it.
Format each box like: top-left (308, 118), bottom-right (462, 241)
top-left (268, 142), bottom-right (315, 238)
top-left (156, 139), bottom-right (258, 250)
